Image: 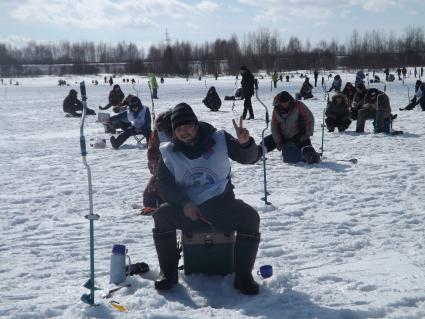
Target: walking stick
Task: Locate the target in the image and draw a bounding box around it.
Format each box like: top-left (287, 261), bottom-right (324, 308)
top-left (79, 82), bottom-right (100, 306)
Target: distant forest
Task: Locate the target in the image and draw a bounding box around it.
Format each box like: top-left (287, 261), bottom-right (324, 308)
top-left (1, 26), bottom-right (424, 77)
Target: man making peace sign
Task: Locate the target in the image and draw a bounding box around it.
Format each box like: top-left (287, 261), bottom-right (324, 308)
top-left (152, 103), bottom-right (261, 295)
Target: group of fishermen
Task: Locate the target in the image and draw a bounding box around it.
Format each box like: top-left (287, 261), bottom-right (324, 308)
top-left (61, 67), bottom-right (424, 296)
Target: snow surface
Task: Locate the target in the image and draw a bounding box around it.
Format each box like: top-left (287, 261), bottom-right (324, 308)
top-left (1, 71), bottom-right (425, 319)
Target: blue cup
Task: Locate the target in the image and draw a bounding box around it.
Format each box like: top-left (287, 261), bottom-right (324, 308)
top-left (257, 265), bottom-right (273, 279)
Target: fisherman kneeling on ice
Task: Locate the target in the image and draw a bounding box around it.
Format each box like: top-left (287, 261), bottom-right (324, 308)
top-left (63, 89), bottom-right (96, 117)
top-left (152, 103), bottom-right (261, 294)
top-left (271, 91), bottom-right (320, 164)
top-left (356, 88), bottom-right (392, 134)
top-left (325, 92), bottom-right (351, 132)
top-left (202, 86), bottom-right (222, 112)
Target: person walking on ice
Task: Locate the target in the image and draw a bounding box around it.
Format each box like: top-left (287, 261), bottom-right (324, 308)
top-left (149, 74), bottom-right (159, 99)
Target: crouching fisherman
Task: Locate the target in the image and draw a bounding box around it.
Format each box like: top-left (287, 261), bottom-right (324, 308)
top-left (356, 88), bottom-right (392, 133)
top-left (325, 92), bottom-right (351, 132)
top-left (63, 89), bottom-right (96, 117)
top-left (100, 84), bottom-right (125, 112)
top-left (202, 86), bottom-right (222, 111)
top-left (110, 96), bottom-right (152, 149)
top-left (297, 77), bottom-right (313, 100)
top-left (152, 103), bottom-right (261, 294)
top-left (271, 91), bottom-right (320, 164)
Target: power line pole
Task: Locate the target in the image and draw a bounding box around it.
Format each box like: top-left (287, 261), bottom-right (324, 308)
top-left (165, 28), bottom-right (171, 46)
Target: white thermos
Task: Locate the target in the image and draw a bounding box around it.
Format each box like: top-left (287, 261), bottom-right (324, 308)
top-left (109, 244), bottom-right (131, 285)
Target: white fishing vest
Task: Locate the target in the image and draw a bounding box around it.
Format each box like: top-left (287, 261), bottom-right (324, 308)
top-left (127, 107), bottom-right (147, 128)
top-left (160, 130), bottom-right (230, 205)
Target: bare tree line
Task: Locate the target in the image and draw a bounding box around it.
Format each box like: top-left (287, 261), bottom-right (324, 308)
top-left (0, 26), bottom-right (424, 77)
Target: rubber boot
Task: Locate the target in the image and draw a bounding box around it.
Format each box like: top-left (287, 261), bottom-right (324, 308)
top-left (234, 232), bottom-right (261, 295)
top-left (153, 229), bottom-right (179, 291)
top-left (301, 146), bottom-right (320, 164)
top-left (110, 130), bottom-right (130, 149)
top-left (338, 119), bottom-right (351, 132)
top-left (86, 108), bottom-right (96, 115)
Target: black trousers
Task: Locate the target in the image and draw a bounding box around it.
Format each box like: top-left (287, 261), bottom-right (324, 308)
top-left (404, 97), bottom-right (425, 111)
top-left (118, 126), bottom-right (151, 143)
top-left (325, 117), bottom-right (351, 131)
top-left (153, 192), bottom-right (260, 234)
top-left (242, 96), bottom-right (254, 119)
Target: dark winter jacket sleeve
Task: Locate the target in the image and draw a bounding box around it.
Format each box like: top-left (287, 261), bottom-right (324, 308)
top-left (108, 91), bottom-right (114, 104)
top-left (76, 99), bottom-right (83, 109)
top-left (144, 108), bottom-right (152, 131)
top-left (63, 96), bottom-right (71, 113)
top-left (241, 72), bottom-right (255, 97)
top-left (325, 102), bottom-right (335, 119)
top-left (224, 131), bottom-right (258, 164)
top-left (156, 158), bottom-right (190, 207)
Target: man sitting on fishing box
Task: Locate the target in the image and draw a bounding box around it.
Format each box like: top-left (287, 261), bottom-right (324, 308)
top-left (151, 103), bottom-right (261, 295)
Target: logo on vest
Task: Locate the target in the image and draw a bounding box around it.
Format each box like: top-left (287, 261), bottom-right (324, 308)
top-left (183, 168), bottom-right (218, 194)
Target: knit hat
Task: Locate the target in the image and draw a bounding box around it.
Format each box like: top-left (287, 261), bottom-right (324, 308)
top-left (240, 66), bottom-right (248, 71)
top-left (155, 109), bottom-right (173, 136)
top-left (366, 88), bottom-right (380, 101)
top-left (273, 91), bottom-right (294, 107)
top-left (128, 96), bottom-right (142, 111)
top-left (171, 103), bottom-right (198, 130)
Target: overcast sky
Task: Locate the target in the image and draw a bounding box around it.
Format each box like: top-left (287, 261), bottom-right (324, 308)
top-left (0, 0), bottom-right (424, 50)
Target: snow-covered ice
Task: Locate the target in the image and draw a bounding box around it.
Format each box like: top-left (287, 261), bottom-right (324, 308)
top-left (1, 71), bottom-right (424, 318)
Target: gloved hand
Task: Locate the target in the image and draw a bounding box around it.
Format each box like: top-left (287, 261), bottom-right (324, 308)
top-left (140, 207), bottom-right (156, 215)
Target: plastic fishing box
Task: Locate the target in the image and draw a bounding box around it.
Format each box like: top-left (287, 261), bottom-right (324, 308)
top-left (181, 229), bottom-right (235, 276)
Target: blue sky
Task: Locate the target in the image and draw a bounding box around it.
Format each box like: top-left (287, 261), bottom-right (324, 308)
top-left (0, 0), bottom-right (424, 50)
